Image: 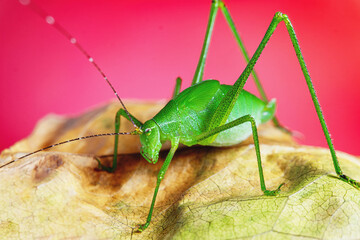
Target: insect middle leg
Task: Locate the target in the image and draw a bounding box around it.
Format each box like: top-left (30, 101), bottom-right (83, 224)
top-left (172, 77), bottom-right (182, 99)
top-left (96, 108), bottom-right (143, 172)
top-left (195, 114), bottom-right (284, 195)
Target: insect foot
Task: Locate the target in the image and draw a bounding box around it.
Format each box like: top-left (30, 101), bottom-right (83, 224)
top-left (136, 223), bottom-right (150, 233)
top-left (263, 183), bottom-right (285, 196)
top-left (94, 157), bottom-right (115, 173)
top-left (339, 175), bottom-right (360, 189)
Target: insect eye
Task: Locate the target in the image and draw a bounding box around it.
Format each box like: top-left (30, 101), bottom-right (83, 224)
top-left (145, 128), bottom-right (151, 135)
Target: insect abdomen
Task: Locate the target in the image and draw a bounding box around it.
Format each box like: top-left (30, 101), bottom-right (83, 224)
top-left (209, 85), bottom-right (268, 146)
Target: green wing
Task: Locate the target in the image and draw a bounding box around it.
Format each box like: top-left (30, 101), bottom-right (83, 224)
top-left (174, 80), bottom-right (221, 112)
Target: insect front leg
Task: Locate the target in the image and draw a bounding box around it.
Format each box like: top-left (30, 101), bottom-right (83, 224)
top-left (195, 115), bottom-right (284, 195)
top-left (96, 108), bottom-right (143, 173)
top-left (137, 138), bottom-right (180, 232)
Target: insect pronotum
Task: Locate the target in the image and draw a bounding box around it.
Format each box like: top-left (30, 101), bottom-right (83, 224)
top-left (1, 0), bottom-right (360, 232)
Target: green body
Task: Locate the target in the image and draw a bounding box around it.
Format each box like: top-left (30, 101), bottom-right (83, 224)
top-left (153, 80), bottom-right (275, 147)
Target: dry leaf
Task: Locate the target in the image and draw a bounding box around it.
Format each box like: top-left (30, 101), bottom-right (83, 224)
top-left (0, 101), bottom-right (359, 239)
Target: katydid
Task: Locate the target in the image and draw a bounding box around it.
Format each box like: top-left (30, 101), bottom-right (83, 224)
top-left (2, 0), bottom-right (359, 233)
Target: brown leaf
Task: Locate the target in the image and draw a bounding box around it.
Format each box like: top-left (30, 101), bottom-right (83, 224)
top-left (1, 101), bottom-right (360, 239)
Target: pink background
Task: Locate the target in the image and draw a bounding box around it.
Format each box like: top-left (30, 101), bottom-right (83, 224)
top-left (0, 0), bottom-right (359, 155)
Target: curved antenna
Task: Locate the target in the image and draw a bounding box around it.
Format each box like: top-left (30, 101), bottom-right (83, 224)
top-left (0, 131), bottom-right (139, 169)
top-left (19, 0), bottom-right (139, 129)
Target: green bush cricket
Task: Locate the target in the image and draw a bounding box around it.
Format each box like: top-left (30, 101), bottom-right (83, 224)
top-left (2, 0), bottom-right (359, 232)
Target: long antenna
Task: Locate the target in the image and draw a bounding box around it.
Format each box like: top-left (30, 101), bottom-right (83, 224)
top-left (18, 0), bottom-right (139, 129)
top-left (0, 131), bottom-right (136, 169)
